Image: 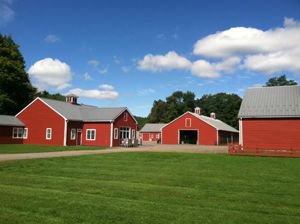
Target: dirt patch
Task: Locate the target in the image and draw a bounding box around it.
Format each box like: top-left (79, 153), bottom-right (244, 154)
top-left (0, 144), bottom-right (227, 162)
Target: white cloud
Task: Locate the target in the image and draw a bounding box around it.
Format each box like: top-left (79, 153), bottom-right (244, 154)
top-left (44, 34), bottom-right (60, 43)
top-left (99, 84), bottom-right (114, 91)
top-left (28, 58), bottom-right (72, 90)
top-left (83, 72), bottom-right (92, 80)
top-left (191, 57), bottom-right (240, 78)
top-left (88, 59), bottom-right (108, 74)
top-left (67, 86), bottom-right (118, 100)
top-left (284, 17), bottom-right (298, 27)
top-left (121, 66), bottom-right (130, 73)
top-left (98, 68), bottom-right (108, 74)
top-left (138, 51), bottom-right (192, 72)
top-left (88, 60), bottom-right (99, 68)
top-left (0, 0), bottom-right (14, 26)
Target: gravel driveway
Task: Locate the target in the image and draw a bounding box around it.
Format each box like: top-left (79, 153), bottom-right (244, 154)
top-left (0, 144), bottom-right (228, 162)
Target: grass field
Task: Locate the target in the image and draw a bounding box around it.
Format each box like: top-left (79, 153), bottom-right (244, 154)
top-left (0, 144), bottom-right (105, 154)
top-left (0, 152), bottom-right (299, 223)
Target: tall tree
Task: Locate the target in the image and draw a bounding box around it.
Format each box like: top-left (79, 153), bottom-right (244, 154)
top-left (265, 75), bottom-right (298, 86)
top-left (36, 91), bottom-right (65, 102)
top-left (0, 33), bottom-right (36, 115)
top-left (196, 93), bottom-right (242, 129)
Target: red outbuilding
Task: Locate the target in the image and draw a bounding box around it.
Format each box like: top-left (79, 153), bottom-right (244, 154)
top-left (0, 115), bottom-right (26, 144)
top-left (14, 95), bottom-right (138, 147)
top-left (139, 123), bottom-right (165, 143)
top-left (161, 107), bottom-right (238, 145)
top-left (238, 86), bottom-right (300, 150)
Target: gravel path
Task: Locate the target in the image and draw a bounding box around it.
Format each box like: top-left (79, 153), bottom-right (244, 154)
top-left (0, 144), bottom-right (228, 162)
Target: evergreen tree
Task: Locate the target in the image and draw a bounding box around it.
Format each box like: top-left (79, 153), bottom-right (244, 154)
top-left (0, 33), bottom-right (36, 115)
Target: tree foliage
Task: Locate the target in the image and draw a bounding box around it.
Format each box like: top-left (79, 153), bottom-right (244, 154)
top-left (0, 33), bottom-right (36, 115)
top-left (134, 116), bottom-right (148, 130)
top-left (265, 75), bottom-right (297, 87)
top-left (36, 91), bottom-right (65, 101)
top-left (147, 91), bottom-right (241, 129)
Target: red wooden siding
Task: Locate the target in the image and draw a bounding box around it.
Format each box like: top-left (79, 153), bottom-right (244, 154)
top-left (142, 132), bottom-right (161, 142)
top-left (112, 110), bottom-right (137, 146)
top-left (66, 121), bottom-right (83, 146)
top-left (82, 123), bottom-right (111, 147)
top-left (17, 99), bottom-right (65, 145)
top-left (0, 127), bottom-right (23, 144)
top-left (242, 119), bottom-right (300, 150)
top-left (162, 113), bottom-right (217, 145)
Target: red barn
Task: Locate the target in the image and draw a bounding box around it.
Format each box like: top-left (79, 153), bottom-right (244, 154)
top-left (0, 115), bottom-right (26, 144)
top-left (161, 108), bottom-right (238, 145)
top-left (139, 123), bottom-right (165, 143)
top-left (239, 86), bottom-right (300, 150)
top-left (15, 95), bottom-right (138, 147)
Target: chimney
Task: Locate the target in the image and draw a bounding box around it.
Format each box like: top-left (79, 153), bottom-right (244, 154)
top-left (66, 94), bottom-right (78, 105)
top-left (194, 107), bottom-right (201, 115)
top-left (210, 112), bottom-right (216, 119)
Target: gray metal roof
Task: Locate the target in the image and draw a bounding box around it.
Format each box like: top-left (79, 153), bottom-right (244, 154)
top-left (193, 113), bottom-right (239, 133)
top-left (0, 115), bottom-right (24, 126)
top-left (238, 86), bottom-right (300, 118)
top-left (140, 123), bottom-right (166, 132)
top-left (41, 98), bottom-right (128, 121)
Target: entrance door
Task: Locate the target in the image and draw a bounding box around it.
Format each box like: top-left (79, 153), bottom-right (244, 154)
top-left (179, 130), bottom-right (198, 144)
top-left (76, 129), bottom-right (82, 145)
top-left (119, 127), bottom-right (130, 143)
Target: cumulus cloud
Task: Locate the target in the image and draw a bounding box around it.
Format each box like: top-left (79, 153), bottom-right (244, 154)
top-left (67, 85), bottom-right (118, 100)
top-left (138, 17), bottom-right (300, 78)
top-left (138, 51), bottom-right (192, 72)
top-left (44, 34), bottom-right (60, 43)
top-left (0, 0), bottom-right (15, 26)
top-left (28, 58), bottom-right (72, 90)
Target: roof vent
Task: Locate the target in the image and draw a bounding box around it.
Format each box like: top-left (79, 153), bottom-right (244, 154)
top-left (194, 107), bottom-right (201, 115)
top-left (66, 94), bottom-right (78, 105)
top-left (210, 112), bottom-right (216, 119)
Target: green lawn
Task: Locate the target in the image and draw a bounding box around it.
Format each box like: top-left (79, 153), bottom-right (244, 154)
top-left (0, 144), bottom-right (106, 154)
top-left (0, 153), bottom-right (299, 224)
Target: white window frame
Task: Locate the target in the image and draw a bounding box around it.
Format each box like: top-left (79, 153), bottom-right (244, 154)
top-left (156, 133), bottom-right (160, 139)
top-left (113, 128), bottom-right (118, 139)
top-left (46, 128), bottom-right (52, 140)
top-left (132, 129), bottom-right (135, 139)
top-left (185, 118), bottom-right (192, 127)
top-left (23, 128), bottom-right (28, 139)
top-left (12, 127), bottom-right (28, 139)
top-left (70, 128), bottom-right (76, 140)
top-left (86, 129), bottom-right (96, 141)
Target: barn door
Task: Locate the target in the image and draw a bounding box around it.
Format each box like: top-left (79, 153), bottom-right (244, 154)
top-left (76, 129), bottom-right (82, 145)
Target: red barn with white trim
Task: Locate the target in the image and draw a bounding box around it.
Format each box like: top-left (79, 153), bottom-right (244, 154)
top-left (239, 86), bottom-right (300, 150)
top-left (140, 123), bottom-right (165, 143)
top-left (0, 115), bottom-right (25, 144)
top-left (161, 108), bottom-right (238, 145)
top-left (14, 95), bottom-right (138, 147)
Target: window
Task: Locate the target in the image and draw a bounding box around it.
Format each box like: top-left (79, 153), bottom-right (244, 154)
top-left (124, 112), bottom-right (128, 121)
top-left (120, 127), bottom-right (130, 139)
top-left (185, 118), bottom-right (192, 127)
top-left (114, 128), bottom-right (118, 139)
top-left (156, 134), bottom-right (160, 139)
top-left (46, 128), bottom-right (52, 140)
top-left (132, 129), bottom-right (135, 139)
top-left (71, 129), bottom-right (76, 140)
top-left (12, 127), bottom-right (27, 139)
top-left (86, 129), bottom-right (96, 140)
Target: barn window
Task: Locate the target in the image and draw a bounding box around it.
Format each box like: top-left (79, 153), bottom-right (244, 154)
top-left (70, 129), bottom-right (76, 140)
top-left (86, 129), bottom-right (96, 140)
top-left (156, 134), bottom-right (160, 139)
top-left (46, 128), bottom-right (52, 140)
top-left (124, 112), bottom-right (128, 121)
top-left (114, 128), bottom-right (118, 139)
top-left (132, 129), bottom-right (136, 139)
top-left (185, 118), bottom-right (192, 127)
top-left (12, 127), bottom-right (27, 139)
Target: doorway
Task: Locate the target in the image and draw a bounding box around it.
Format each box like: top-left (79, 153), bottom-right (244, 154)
top-left (179, 130), bottom-right (198, 144)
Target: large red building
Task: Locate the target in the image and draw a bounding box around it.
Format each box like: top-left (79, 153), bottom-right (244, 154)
top-left (12, 95), bottom-right (138, 147)
top-left (161, 108), bottom-right (238, 145)
top-left (238, 86), bottom-right (300, 150)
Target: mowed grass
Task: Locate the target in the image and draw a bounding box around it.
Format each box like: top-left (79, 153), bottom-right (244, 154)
top-left (0, 153), bottom-right (299, 224)
top-left (0, 144), bottom-right (105, 154)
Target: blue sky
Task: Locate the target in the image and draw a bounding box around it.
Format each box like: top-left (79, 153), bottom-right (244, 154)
top-left (1, 0), bottom-right (300, 116)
